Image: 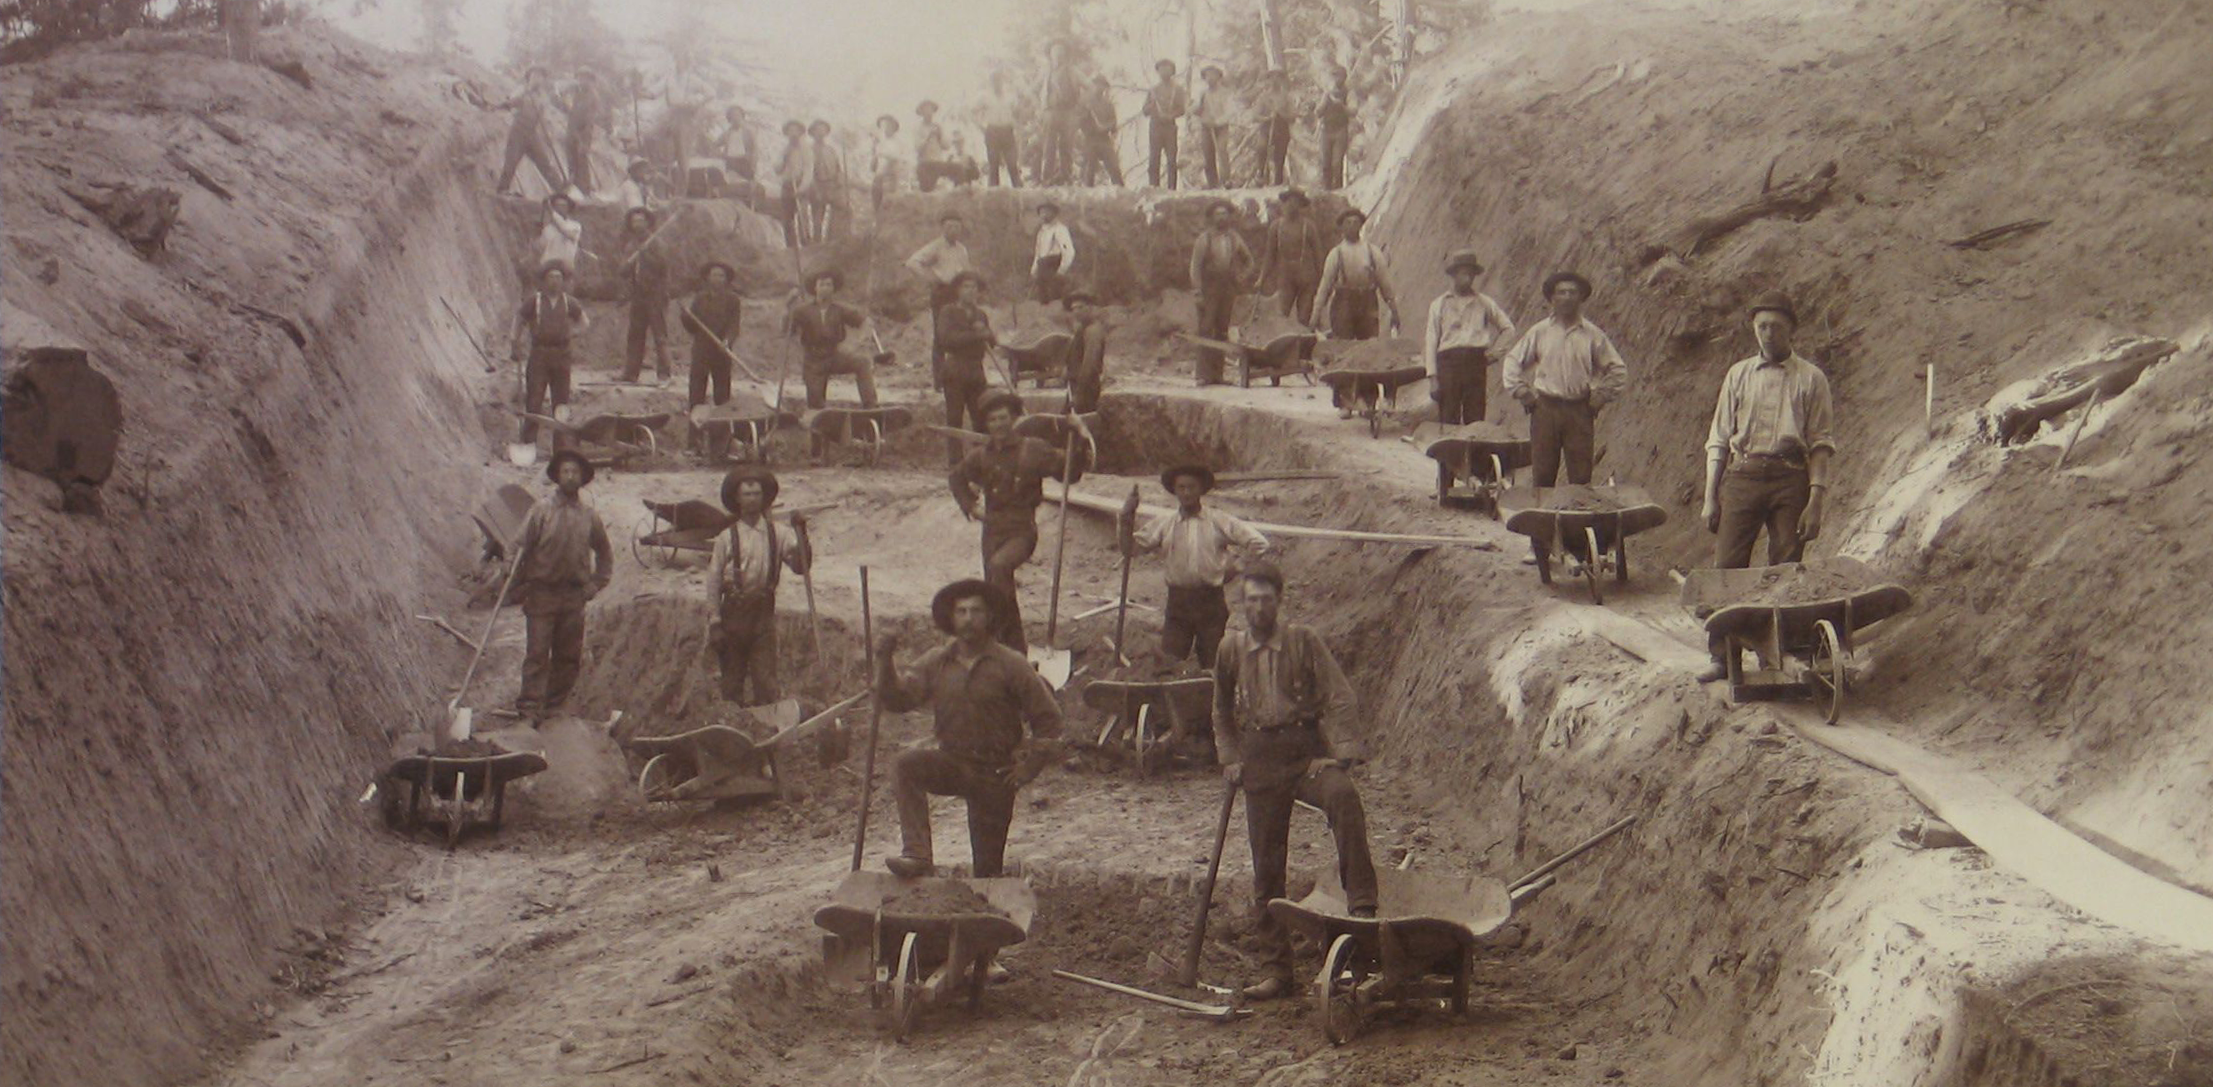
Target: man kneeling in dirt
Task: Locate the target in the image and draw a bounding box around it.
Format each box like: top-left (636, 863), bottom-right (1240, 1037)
top-left (511, 449), bottom-right (614, 722)
top-left (876, 580), bottom-right (1065, 880)
top-left (704, 466), bottom-right (812, 706)
top-left (1213, 561), bottom-right (1378, 1001)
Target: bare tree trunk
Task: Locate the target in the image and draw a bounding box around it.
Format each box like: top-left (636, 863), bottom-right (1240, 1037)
top-left (1260, 0), bottom-right (1285, 71)
top-left (1394, 0), bottom-right (1414, 85)
top-left (220, 0), bottom-right (258, 63)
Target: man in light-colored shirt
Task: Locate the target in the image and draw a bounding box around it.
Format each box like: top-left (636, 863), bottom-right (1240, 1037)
top-left (1142, 59), bottom-right (1188, 188)
top-left (1192, 64), bottom-right (1231, 187)
top-left (1697, 290), bottom-right (1837, 680)
top-left (511, 449), bottom-right (612, 722)
top-left (1500, 271), bottom-right (1628, 488)
top-left (1423, 249), bottom-right (1516, 426)
top-left (1032, 203), bottom-right (1077, 304)
top-left (775, 120), bottom-right (814, 247)
top-left (1311, 209), bottom-right (1400, 340)
top-left (978, 70), bottom-right (1023, 188)
top-left (704, 466), bottom-right (813, 706)
top-left (1188, 200), bottom-right (1256, 386)
top-left (907, 214), bottom-right (974, 376)
top-left (1211, 562), bottom-right (1376, 1002)
top-left (1120, 464), bottom-right (1270, 670)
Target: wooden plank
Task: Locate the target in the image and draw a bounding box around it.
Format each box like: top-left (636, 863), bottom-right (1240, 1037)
top-left (1788, 711), bottom-right (2213, 953)
top-left (1062, 490), bottom-right (1495, 551)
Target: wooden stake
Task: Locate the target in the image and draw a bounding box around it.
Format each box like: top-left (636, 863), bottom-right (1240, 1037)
top-left (851, 566), bottom-right (880, 872)
top-left (1925, 362), bottom-right (1935, 436)
top-left (2054, 387), bottom-right (2102, 475)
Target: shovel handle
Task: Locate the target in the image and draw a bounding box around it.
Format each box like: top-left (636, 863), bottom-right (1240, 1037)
top-left (1181, 781), bottom-right (1239, 987)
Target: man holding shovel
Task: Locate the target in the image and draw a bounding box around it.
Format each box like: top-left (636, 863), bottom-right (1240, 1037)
top-left (875, 579), bottom-right (1065, 880)
top-left (1119, 464), bottom-right (1270, 672)
top-left (509, 262), bottom-right (590, 447)
top-left (948, 390), bottom-right (1062, 652)
top-left (681, 260), bottom-right (745, 412)
top-left (1211, 561), bottom-right (1377, 1001)
top-left (704, 466), bottom-right (813, 706)
top-left (510, 449), bottom-right (614, 723)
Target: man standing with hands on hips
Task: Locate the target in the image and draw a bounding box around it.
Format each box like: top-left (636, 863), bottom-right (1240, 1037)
top-left (1697, 290), bottom-right (1836, 681)
top-left (1423, 250), bottom-right (1516, 426)
top-left (1500, 270), bottom-right (1628, 487)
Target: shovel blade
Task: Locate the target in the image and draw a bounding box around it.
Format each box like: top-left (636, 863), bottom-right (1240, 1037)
top-left (1026, 647), bottom-right (1072, 690)
top-left (506, 442), bottom-right (539, 468)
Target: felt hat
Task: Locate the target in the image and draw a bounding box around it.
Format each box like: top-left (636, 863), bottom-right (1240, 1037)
top-left (699, 260), bottom-right (737, 283)
top-left (720, 464), bottom-right (779, 510)
top-left (950, 270), bottom-right (986, 290)
top-left (1279, 187), bottom-right (1310, 207)
top-left (808, 268), bottom-right (844, 290)
top-left (545, 448), bottom-right (594, 486)
top-left (808, 118), bottom-right (831, 133)
top-left (916, 100), bottom-right (940, 115)
top-left (1202, 65), bottom-right (1224, 79)
top-left (545, 192), bottom-right (576, 213)
top-left (625, 205), bottom-right (658, 229)
top-left (977, 388), bottom-right (1025, 420)
top-left (931, 578), bottom-right (1011, 634)
top-left (1160, 464), bottom-right (1215, 494)
top-left (1542, 271), bottom-right (1593, 299)
top-left (876, 114), bottom-right (900, 133)
top-left (782, 120), bottom-right (806, 136)
top-left (1337, 208), bottom-right (1367, 225)
top-left (1062, 290), bottom-right (1099, 308)
top-left (1445, 249), bottom-right (1484, 275)
top-left (1156, 59), bottom-right (1177, 74)
top-left (1036, 201), bottom-right (1061, 215)
top-left (1239, 559), bottom-right (1285, 593)
top-left (1747, 289), bottom-right (1798, 324)
top-left (537, 259), bottom-right (573, 282)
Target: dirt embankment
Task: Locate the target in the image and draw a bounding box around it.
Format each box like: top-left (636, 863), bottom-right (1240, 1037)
top-left (2, 29), bottom-right (513, 1087)
top-left (1362, 0), bottom-right (2213, 891)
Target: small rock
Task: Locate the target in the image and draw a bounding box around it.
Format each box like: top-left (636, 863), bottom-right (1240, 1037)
top-left (558, 1039), bottom-right (577, 1054)
top-left (1031, 795), bottom-right (1052, 810)
top-left (668, 964), bottom-right (699, 984)
top-left (1605, 1069), bottom-right (1624, 1079)
top-left (1758, 720), bottom-right (1780, 736)
top-left (706, 863), bottom-right (724, 883)
top-left (405, 887), bottom-right (427, 903)
top-left (1556, 1043), bottom-right (1578, 1061)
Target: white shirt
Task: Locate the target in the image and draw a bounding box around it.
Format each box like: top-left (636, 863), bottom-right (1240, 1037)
top-left (1033, 221), bottom-right (1076, 276)
top-left (711, 516), bottom-right (773, 595)
top-left (1423, 290), bottom-right (1516, 371)
top-left (537, 213), bottom-right (582, 269)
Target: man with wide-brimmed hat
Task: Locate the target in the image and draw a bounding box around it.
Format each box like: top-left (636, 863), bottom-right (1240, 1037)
top-left (775, 121), bottom-right (815, 247)
top-left (1500, 270), bottom-right (1628, 491)
top-left (615, 206), bottom-right (673, 384)
top-left (1031, 202), bottom-right (1077, 305)
top-left (1141, 58), bottom-right (1188, 188)
top-left (1696, 289), bottom-right (1836, 681)
top-left (1189, 199), bottom-right (1256, 385)
top-left (680, 261), bottom-right (744, 412)
top-left (1061, 291), bottom-right (1109, 412)
top-left (868, 114), bottom-right (908, 207)
top-left (1313, 64), bottom-right (1353, 190)
top-left (1255, 188), bottom-right (1324, 325)
top-left (906, 213), bottom-right (975, 377)
top-left (935, 271), bottom-right (997, 464)
top-left (496, 65), bottom-right (567, 196)
top-left (1423, 250), bottom-right (1516, 426)
top-left (806, 119), bottom-right (849, 242)
top-left (787, 269), bottom-right (880, 409)
top-left (1119, 463), bottom-right (1270, 670)
top-left (875, 579), bottom-right (1065, 880)
top-left (948, 390), bottom-right (1066, 651)
top-left (704, 465), bottom-right (813, 705)
top-left (510, 449), bottom-right (613, 722)
top-left (1078, 75), bottom-right (1125, 187)
top-left (1211, 560), bottom-right (1376, 1001)
top-left (1193, 64), bottom-right (1231, 187)
top-left (1311, 208), bottom-right (1401, 341)
top-left (509, 262), bottom-right (591, 445)
top-left (1254, 68), bottom-right (1296, 186)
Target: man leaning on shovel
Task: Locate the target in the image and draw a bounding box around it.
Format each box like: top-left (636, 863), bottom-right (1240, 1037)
top-left (704, 465), bottom-right (812, 707)
top-left (511, 449), bottom-right (613, 723)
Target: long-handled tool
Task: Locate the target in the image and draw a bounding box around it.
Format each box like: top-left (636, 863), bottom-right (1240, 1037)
top-left (1026, 426), bottom-right (1080, 689)
top-left (1181, 780), bottom-right (1238, 987)
top-left (1506, 814), bottom-right (1636, 906)
top-left (1053, 970), bottom-right (1250, 1022)
top-left (1112, 484), bottom-right (1139, 665)
top-left (679, 305), bottom-right (766, 382)
top-left (851, 565), bottom-right (882, 872)
top-left (794, 515), bottom-right (823, 662)
top-left (449, 554), bottom-right (525, 741)
top-left (438, 295), bottom-right (503, 375)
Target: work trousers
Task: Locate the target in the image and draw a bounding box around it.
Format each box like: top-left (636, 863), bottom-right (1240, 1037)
top-left (928, 282), bottom-right (961, 372)
top-left (1148, 119), bottom-right (1180, 188)
top-left (1433, 347), bottom-right (1489, 426)
top-left (1197, 123), bottom-right (1226, 187)
top-left (918, 161), bottom-right (972, 192)
top-left (1042, 110), bottom-right (1080, 184)
top-left (519, 603), bottom-right (586, 712)
top-left (1528, 394), bottom-right (1597, 488)
top-left (520, 346), bottom-right (573, 443)
top-left (891, 748), bottom-right (1018, 877)
top-left (1715, 459), bottom-right (1810, 570)
top-left (621, 295), bottom-right (671, 381)
top-left (496, 123), bottom-right (566, 193)
top-left (1194, 278), bottom-right (1238, 384)
top-left (1160, 584), bottom-right (1229, 668)
top-left (1319, 126), bottom-right (1348, 190)
top-left (1082, 131), bottom-right (1125, 187)
top-left (1244, 737), bottom-right (1377, 978)
top-left (566, 127), bottom-right (596, 193)
top-left (1034, 256), bottom-right (1068, 305)
top-left (802, 350), bottom-right (880, 410)
top-left (941, 367), bottom-right (987, 465)
top-left (981, 524), bottom-right (1036, 652)
top-left (716, 594), bottom-right (780, 706)
top-left (984, 126), bottom-right (1022, 187)
top-left (1330, 288), bottom-right (1379, 341)
top-left (780, 182), bottom-right (804, 247)
top-left (688, 344), bottom-right (732, 409)
top-left (1260, 117), bottom-right (1292, 185)
top-left (1277, 272), bottom-right (1318, 326)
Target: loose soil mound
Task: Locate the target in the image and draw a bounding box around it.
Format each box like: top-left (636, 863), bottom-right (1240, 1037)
top-left (881, 882), bottom-right (1006, 918)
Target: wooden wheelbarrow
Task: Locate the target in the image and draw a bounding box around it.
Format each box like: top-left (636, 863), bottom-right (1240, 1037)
top-left (1319, 364), bottom-right (1429, 438)
top-left (995, 333), bottom-right (1074, 389)
top-left (377, 742), bottom-right (549, 849)
top-left (1178, 329), bottom-right (1319, 389)
top-left (622, 692), bottom-right (866, 802)
top-left (814, 872), bottom-right (1038, 1041)
top-left (1077, 674), bottom-right (1215, 777)
top-left (1500, 485), bottom-right (1669, 605)
top-left (1681, 558), bottom-right (1914, 724)
top-left (1425, 428), bottom-right (1532, 516)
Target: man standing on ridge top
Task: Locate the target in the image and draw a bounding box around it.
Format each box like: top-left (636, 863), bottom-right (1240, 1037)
top-left (615, 206), bottom-right (673, 385)
top-left (875, 578), bottom-right (1065, 883)
top-left (1189, 199), bottom-right (1255, 386)
top-left (1119, 463), bottom-right (1271, 673)
top-left (560, 69), bottom-right (605, 196)
top-left (978, 69), bottom-right (1024, 188)
top-left (1041, 41), bottom-right (1082, 185)
top-left (510, 449), bottom-right (613, 724)
top-left (1212, 561), bottom-right (1378, 1002)
top-left (1255, 188), bottom-right (1324, 326)
top-left (948, 390), bottom-right (1066, 652)
top-left (704, 465), bottom-right (812, 707)
top-left (776, 120), bottom-right (815, 247)
top-left (1312, 208), bottom-right (1401, 341)
top-left (1254, 68), bottom-right (1296, 187)
top-left (496, 65), bottom-right (567, 196)
top-left (806, 120), bottom-right (850, 242)
top-left (1192, 64), bottom-right (1231, 188)
top-left (1696, 290), bottom-right (1835, 682)
top-left (1080, 75), bottom-right (1125, 188)
top-left (1314, 64), bottom-right (1353, 190)
top-left (510, 262), bottom-right (589, 447)
top-left (906, 213), bottom-right (974, 378)
top-left (1142, 59), bottom-right (1188, 189)
top-left (1424, 249), bottom-right (1516, 427)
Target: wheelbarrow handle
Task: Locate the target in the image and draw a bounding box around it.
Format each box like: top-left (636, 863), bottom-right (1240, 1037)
top-left (1507, 815), bottom-right (1636, 894)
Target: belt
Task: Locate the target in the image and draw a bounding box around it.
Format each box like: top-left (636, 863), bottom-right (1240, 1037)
top-left (1731, 452), bottom-right (1808, 471)
top-left (1249, 716), bottom-right (1321, 734)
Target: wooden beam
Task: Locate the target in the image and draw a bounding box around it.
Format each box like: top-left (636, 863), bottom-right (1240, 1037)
top-left (1062, 489), bottom-right (1496, 551)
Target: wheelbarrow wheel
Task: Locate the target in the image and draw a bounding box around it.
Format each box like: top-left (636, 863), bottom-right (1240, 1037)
top-left (631, 518), bottom-right (655, 569)
top-left (1615, 529), bottom-right (1631, 585)
top-left (1812, 619), bottom-right (1846, 725)
top-left (890, 931), bottom-right (921, 1042)
top-left (1435, 462), bottom-right (1450, 506)
top-left (1132, 704), bottom-right (1153, 780)
top-left (1582, 527), bottom-right (1605, 606)
top-left (1319, 933), bottom-right (1364, 1046)
top-left (444, 771), bottom-right (467, 851)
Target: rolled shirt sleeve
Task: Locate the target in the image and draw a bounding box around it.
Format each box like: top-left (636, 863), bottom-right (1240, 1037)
top-left (1499, 329), bottom-right (1535, 403)
top-left (1705, 363), bottom-right (1743, 462)
top-left (1210, 632), bottom-right (1243, 762)
top-left (1591, 328), bottom-right (1629, 408)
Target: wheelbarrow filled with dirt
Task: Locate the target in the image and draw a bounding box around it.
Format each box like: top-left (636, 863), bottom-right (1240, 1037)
top-left (377, 738), bottom-right (549, 849)
top-left (1425, 426), bottom-right (1531, 516)
top-left (1077, 674), bottom-right (1215, 778)
top-left (995, 333), bottom-right (1073, 389)
top-left (814, 872), bottom-right (1037, 1040)
top-left (1500, 484), bottom-right (1669, 605)
top-left (1681, 557), bottom-right (1913, 725)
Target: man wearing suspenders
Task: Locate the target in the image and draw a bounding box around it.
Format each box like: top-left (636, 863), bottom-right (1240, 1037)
top-left (704, 466), bottom-right (814, 706)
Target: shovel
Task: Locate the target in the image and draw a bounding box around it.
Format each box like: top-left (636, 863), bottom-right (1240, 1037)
top-left (1025, 425), bottom-right (1079, 689)
top-left (449, 554), bottom-right (524, 740)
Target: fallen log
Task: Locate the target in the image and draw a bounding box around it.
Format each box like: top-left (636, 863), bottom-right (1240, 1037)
top-left (1981, 336), bottom-right (2177, 445)
top-left (1673, 161), bottom-right (1838, 257)
top-left (1946, 218), bottom-right (2050, 250)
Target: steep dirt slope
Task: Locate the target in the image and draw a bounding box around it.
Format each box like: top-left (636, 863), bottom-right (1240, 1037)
top-left (2, 29), bottom-right (512, 1087)
top-left (1362, 0), bottom-right (2213, 885)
